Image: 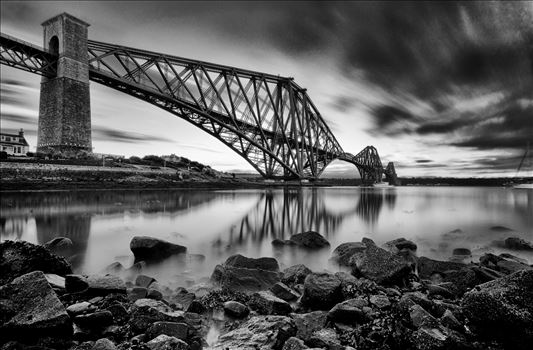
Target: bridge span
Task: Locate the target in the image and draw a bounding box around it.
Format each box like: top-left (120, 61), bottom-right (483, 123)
top-left (0, 13), bottom-right (397, 184)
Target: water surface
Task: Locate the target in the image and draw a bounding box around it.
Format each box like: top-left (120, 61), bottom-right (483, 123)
top-left (1, 187), bottom-right (531, 286)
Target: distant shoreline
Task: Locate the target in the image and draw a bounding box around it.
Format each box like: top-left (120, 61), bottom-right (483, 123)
top-left (1, 161), bottom-right (531, 191)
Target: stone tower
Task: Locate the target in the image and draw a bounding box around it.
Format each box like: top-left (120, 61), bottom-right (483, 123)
top-left (37, 13), bottom-right (92, 155)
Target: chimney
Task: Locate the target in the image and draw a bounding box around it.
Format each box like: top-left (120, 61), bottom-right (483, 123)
top-left (19, 129), bottom-right (24, 137)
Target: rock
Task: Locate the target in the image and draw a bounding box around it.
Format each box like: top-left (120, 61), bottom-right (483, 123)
top-left (104, 303), bottom-right (129, 325)
top-left (146, 321), bottom-right (188, 341)
top-left (145, 334), bottom-right (189, 350)
top-left (282, 337), bottom-right (308, 350)
top-left (382, 238), bottom-right (417, 254)
top-left (0, 240), bottom-right (72, 285)
top-left (479, 253), bottom-right (531, 275)
top-left (130, 236), bottom-right (187, 263)
top-left (66, 302), bottom-right (95, 316)
top-left (224, 254), bottom-right (280, 271)
top-left (440, 309), bottom-right (462, 332)
top-left (135, 274), bottom-right (156, 288)
top-left (43, 237), bottom-right (73, 255)
top-left (92, 338), bottom-right (117, 350)
top-left (499, 253), bottom-right (528, 264)
top-left (301, 272), bottom-right (342, 310)
top-left (65, 274), bottom-right (90, 293)
top-left (349, 239), bottom-right (412, 285)
top-left (462, 270), bottom-right (533, 349)
top-left (0, 271), bottom-right (72, 340)
top-left (330, 242), bottom-right (367, 266)
top-left (451, 248), bottom-right (471, 256)
top-left (211, 263), bottom-right (280, 292)
top-left (223, 301), bottom-right (249, 318)
top-left (89, 275), bottom-right (128, 295)
top-left (416, 257), bottom-right (466, 281)
top-left (288, 231), bottom-right (330, 249)
top-left (369, 294), bottom-right (391, 309)
top-left (74, 311), bottom-right (114, 329)
top-left (249, 291), bottom-right (292, 315)
top-left (409, 304), bottom-right (439, 328)
top-left (282, 264), bottom-right (312, 286)
top-left (104, 262), bottom-right (124, 275)
top-left (291, 311), bottom-right (328, 341)
top-left (307, 328), bottom-right (342, 349)
top-left (271, 282), bottom-right (299, 301)
top-left (272, 238), bottom-right (295, 246)
top-left (328, 297), bottom-right (370, 325)
top-left (168, 288), bottom-right (196, 310)
top-left (128, 286), bottom-right (148, 301)
top-left (186, 300), bottom-right (206, 314)
top-left (412, 327), bottom-right (448, 350)
top-left (504, 237), bottom-right (533, 251)
top-left (44, 273), bottom-right (65, 289)
top-left (211, 315), bottom-right (296, 350)
top-left (426, 284), bottom-right (454, 299)
top-left (148, 288), bottom-right (164, 300)
top-left (129, 298), bottom-right (185, 334)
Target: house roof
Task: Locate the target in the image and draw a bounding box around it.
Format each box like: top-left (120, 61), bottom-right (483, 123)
top-left (1, 139), bottom-right (29, 147)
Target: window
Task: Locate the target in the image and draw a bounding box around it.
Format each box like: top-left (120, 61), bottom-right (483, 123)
top-left (5, 137), bottom-right (10, 142)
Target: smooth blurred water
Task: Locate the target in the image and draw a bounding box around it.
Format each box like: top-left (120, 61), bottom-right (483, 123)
top-left (1, 187), bottom-right (532, 286)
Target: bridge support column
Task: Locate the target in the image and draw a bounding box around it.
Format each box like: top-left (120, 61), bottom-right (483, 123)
top-left (37, 13), bottom-right (92, 155)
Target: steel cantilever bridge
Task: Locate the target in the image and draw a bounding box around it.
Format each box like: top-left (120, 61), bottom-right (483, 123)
top-left (0, 31), bottom-right (398, 184)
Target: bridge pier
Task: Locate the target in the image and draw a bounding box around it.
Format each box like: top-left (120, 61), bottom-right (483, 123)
top-left (37, 13), bottom-right (92, 156)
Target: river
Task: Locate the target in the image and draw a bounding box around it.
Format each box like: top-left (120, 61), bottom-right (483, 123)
top-left (1, 186), bottom-right (532, 287)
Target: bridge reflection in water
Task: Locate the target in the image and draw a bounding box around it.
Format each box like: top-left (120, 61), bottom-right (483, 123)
top-left (0, 188), bottom-right (396, 274)
top-left (215, 188), bottom-right (396, 257)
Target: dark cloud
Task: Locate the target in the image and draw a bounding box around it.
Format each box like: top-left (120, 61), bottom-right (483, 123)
top-left (92, 126), bottom-right (173, 144)
top-left (372, 105), bottom-right (418, 128)
top-left (415, 159), bottom-right (433, 164)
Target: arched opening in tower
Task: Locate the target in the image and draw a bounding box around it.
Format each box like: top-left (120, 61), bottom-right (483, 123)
top-left (49, 36), bottom-right (59, 56)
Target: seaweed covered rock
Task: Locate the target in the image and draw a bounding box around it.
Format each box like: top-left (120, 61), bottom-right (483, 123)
top-left (349, 239), bottom-right (411, 285)
top-left (462, 269), bottom-right (533, 350)
top-left (0, 240), bottom-right (72, 285)
top-left (0, 271), bottom-right (72, 342)
top-left (211, 315), bottom-right (296, 350)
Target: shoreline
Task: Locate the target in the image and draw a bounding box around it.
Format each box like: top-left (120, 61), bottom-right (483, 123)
top-left (1, 234), bottom-right (532, 349)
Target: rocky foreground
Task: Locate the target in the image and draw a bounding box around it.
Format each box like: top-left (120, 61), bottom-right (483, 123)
top-left (1, 233), bottom-right (532, 350)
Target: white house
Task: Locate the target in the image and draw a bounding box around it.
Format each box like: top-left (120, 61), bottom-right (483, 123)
top-left (0, 129), bottom-right (29, 156)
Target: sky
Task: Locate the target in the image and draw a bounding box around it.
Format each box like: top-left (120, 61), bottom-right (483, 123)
top-left (1, 1), bottom-right (532, 177)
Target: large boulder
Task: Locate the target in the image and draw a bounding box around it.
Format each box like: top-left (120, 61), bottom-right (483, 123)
top-left (301, 272), bottom-right (342, 310)
top-left (211, 315), bottom-right (296, 350)
top-left (287, 231), bottom-right (330, 249)
top-left (130, 236), bottom-right (187, 263)
top-left (0, 240), bottom-right (72, 285)
top-left (211, 255), bottom-right (281, 291)
top-left (462, 270), bottom-right (533, 350)
top-left (348, 239), bottom-right (412, 285)
top-left (0, 271), bottom-right (72, 341)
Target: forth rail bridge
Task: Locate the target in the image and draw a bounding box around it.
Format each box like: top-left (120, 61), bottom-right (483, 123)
top-left (0, 13), bottom-right (398, 184)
